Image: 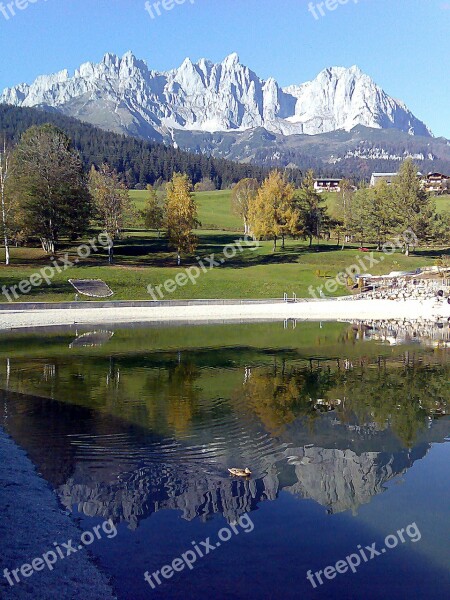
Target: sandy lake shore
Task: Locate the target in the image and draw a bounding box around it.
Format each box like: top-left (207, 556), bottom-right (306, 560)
top-left (0, 298), bottom-right (448, 331)
top-left (0, 426), bottom-right (116, 600)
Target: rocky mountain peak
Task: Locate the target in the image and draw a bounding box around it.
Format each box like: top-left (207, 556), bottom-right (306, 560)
top-left (0, 51), bottom-right (433, 140)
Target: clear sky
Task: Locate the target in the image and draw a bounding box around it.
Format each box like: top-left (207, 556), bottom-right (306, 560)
top-left (0, 0), bottom-right (449, 136)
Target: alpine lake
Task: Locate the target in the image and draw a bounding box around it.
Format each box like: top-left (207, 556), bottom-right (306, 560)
top-left (1, 320), bottom-right (449, 599)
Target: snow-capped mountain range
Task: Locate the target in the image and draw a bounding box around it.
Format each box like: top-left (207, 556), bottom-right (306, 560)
top-left (0, 51), bottom-right (433, 141)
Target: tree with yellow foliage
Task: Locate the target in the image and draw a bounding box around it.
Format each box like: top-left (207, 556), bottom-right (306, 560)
top-left (166, 172), bottom-right (200, 265)
top-left (248, 170), bottom-right (295, 251)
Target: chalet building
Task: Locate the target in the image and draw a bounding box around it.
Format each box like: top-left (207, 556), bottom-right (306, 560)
top-left (370, 171), bottom-right (449, 193)
top-left (314, 179), bottom-right (341, 193)
top-left (421, 172), bottom-right (450, 194)
top-left (370, 172), bottom-right (397, 187)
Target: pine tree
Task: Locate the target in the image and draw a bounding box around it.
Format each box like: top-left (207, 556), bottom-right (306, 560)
top-left (430, 211), bottom-right (450, 246)
top-left (334, 178), bottom-right (354, 249)
top-left (367, 180), bottom-right (397, 250)
top-left (297, 170), bottom-right (328, 248)
top-left (349, 187), bottom-right (372, 247)
top-left (392, 159), bottom-right (435, 255)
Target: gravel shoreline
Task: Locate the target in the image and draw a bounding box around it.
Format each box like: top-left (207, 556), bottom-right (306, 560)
top-left (0, 427), bottom-right (116, 600)
top-left (0, 298), bottom-right (448, 331)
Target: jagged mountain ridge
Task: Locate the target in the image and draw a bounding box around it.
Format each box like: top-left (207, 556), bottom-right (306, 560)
top-left (1, 51), bottom-right (433, 141)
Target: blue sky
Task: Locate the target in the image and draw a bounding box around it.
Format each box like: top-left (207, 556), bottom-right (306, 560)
top-left (0, 0), bottom-right (449, 136)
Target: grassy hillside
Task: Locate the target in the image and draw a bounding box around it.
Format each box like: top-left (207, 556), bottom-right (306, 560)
top-left (131, 189), bottom-right (242, 230)
top-left (131, 189), bottom-right (344, 230)
top-left (321, 192), bottom-right (450, 217)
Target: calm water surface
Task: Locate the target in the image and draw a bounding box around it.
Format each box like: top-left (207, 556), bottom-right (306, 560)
top-left (1, 321), bottom-right (449, 599)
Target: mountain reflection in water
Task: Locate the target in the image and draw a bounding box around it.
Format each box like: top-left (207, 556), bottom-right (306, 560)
top-left (0, 322), bottom-right (448, 530)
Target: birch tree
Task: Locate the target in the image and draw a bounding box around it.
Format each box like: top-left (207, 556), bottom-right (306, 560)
top-left (0, 139), bottom-right (13, 265)
top-left (231, 178), bottom-right (259, 234)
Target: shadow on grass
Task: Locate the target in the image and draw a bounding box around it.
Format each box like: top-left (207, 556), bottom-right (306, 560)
top-left (0, 279), bottom-right (75, 302)
top-left (5, 241), bottom-right (361, 271)
top-left (4, 235), bottom-right (447, 276)
top-left (203, 243), bottom-right (349, 269)
top-left (414, 248), bottom-right (450, 259)
top-left (4, 255), bottom-right (55, 267)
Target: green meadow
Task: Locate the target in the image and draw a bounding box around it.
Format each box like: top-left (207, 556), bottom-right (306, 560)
top-left (435, 194), bottom-right (450, 214)
top-left (131, 189), bottom-right (242, 230)
top-left (0, 190), bottom-right (448, 303)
